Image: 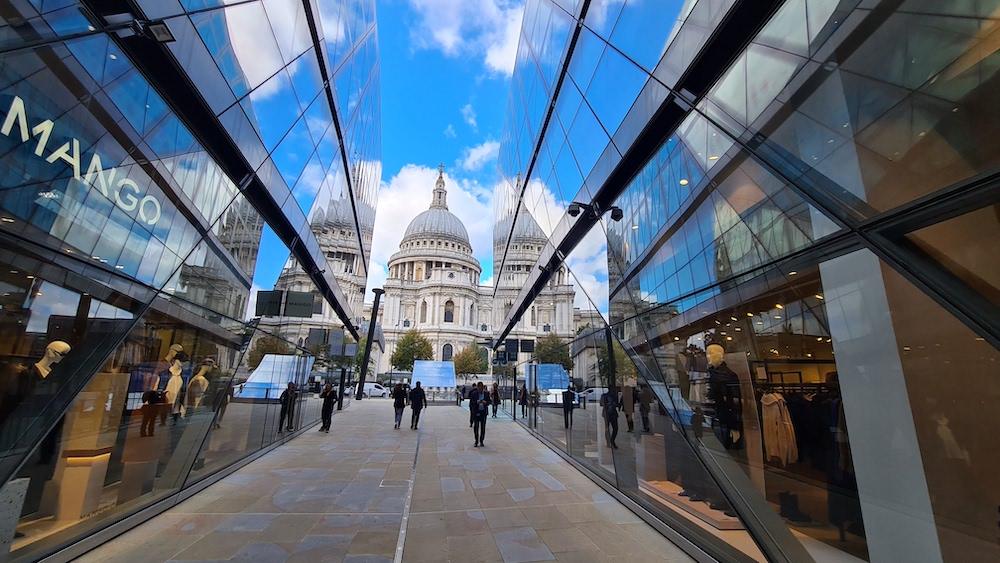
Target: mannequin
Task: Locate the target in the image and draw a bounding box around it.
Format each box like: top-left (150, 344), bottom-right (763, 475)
top-left (10, 341), bottom-right (70, 517)
top-left (706, 344), bottom-right (742, 447)
top-left (187, 358), bottom-right (213, 410)
top-left (163, 351), bottom-right (187, 424)
top-left (34, 341), bottom-right (71, 379)
top-left (156, 346), bottom-right (185, 425)
top-left (0, 341), bottom-right (71, 424)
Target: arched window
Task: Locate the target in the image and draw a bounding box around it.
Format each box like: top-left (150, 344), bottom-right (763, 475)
top-left (420, 301), bottom-right (427, 323)
top-left (444, 300), bottom-right (454, 323)
top-left (442, 343), bottom-right (453, 361)
top-left (469, 304), bottom-right (475, 326)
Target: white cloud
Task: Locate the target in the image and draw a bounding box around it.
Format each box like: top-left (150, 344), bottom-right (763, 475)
top-left (366, 164), bottom-right (494, 296)
top-left (460, 140), bottom-right (500, 171)
top-left (407, 0), bottom-right (525, 77)
top-left (461, 103), bottom-right (478, 130)
top-left (443, 124), bottom-right (457, 138)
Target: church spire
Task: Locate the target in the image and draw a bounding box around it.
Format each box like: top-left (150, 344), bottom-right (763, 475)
top-left (431, 163), bottom-right (448, 210)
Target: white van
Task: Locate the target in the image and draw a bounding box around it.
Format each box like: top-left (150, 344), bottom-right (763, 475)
top-left (356, 382), bottom-right (388, 398)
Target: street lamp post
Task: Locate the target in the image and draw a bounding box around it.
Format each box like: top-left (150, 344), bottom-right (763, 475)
top-left (356, 288), bottom-right (384, 400)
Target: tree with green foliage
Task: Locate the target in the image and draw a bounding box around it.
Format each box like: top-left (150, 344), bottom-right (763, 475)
top-left (355, 337), bottom-right (376, 376)
top-left (596, 340), bottom-right (638, 388)
top-left (453, 345), bottom-right (488, 383)
top-left (247, 335), bottom-right (292, 370)
top-left (390, 330), bottom-right (433, 372)
top-left (533, 333), bottom-right (573, 372)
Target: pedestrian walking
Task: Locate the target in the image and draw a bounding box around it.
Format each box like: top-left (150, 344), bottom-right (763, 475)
top-left (409, 381), bottom-right (427, 429)
top-left (319, 383), bottom-right (338, 432)
top-left (392, 383), bottom-right (406, 428)
top-left (600, 389), bottom-right (619, 448)
top-left (491, 383), bottom-right (501, 417)
top-left (638, 384), bottom-right (654, 432)
top-left (469, 382), bottom-right (491, 447)
top-left (562, 385), bottom-right (576, 429)
top-left (278, 382), bottom-right (297, 432)
top-left (519, 384), bottom-right (529, 417)
top-left (622, 385), bottom-right (635, 433)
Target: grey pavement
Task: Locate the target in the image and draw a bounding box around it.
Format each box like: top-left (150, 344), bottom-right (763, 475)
top-left (74, 399), bottom-right (694, 562)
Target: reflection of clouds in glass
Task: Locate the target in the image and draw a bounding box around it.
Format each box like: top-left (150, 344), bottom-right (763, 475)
top-left (566, 228), bottom-right (610, 313)
top-left (224, 0), bottom-right (303, 99)
top-left (514, 178), bottom-right (609, 312)
top-left (88, 300), bottom-right (134, 320)
top-left (25, 283), bottom-right (80, 334)
top-left (585, 0), bottom-right (625, 33)
top-left (408, 0), bottom-right (525, 77)
top-left (316, 0), bottom-right (350, 50)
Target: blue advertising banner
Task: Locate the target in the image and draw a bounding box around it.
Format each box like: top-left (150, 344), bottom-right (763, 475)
top-left (412, 360), bottom-right (457, 388)
top-left (237, 354), bottom-right (315, 400)
top-left (535, 364), bottom-right (569, 389)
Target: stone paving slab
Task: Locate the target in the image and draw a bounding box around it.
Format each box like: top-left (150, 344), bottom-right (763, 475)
top-left (74, 400), bottom-right (694, 563)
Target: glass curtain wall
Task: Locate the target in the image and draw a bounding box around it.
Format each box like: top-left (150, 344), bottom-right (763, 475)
top-left (0, 0), bottom-right (380, 561)
top-left (495, 1), bottom-right (1000, 562)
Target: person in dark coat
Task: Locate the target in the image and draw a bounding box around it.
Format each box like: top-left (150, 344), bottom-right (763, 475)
top-left (319, 383), bottom-right (338, 433)
top-left (469, 382), bottom-right (491, 447)
top-left (140, 387), bottom-right (165, 437)
top-left (491, 383), bottom-right (502, 417)
top-left (392, 383), bottom-right (407, 428)
top-left (409, 381), bottom-right (427, 429)
top-left (278, 382), bottom-right (297, 432)
top-left (600, 389), bottom-right (619, 448)
top-left (562, 385), bottom-right (576, 429)
top-left (519, 384), bottom-right (529, 417)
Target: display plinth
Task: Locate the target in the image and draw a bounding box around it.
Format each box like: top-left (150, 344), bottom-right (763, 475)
top-left (0, 478), bottom-right (29, 556)
top-left (53, 452), bottom-right (111, 521)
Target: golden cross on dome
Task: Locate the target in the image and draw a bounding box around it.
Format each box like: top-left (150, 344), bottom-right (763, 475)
top-left (438, 163), bottom-right (444, 175)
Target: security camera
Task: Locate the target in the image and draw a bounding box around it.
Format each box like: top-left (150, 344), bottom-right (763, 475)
top-left (610, 206), bottom-right (624, 222)
top-left (567, 202), bottom-right (581, 217)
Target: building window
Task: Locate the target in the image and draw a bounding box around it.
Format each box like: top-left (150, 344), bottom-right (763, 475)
top-left (481, 324), bottom-right (488, 332)
top-left (543, 324), bottom-right (551, 332)
top-left (420, 301), bottom-right (427, 323)
top-left (444, 300), bottom-right (454, 323)
top-left (442, 343), bottom-right (453, 361)
top-left (403, 319), bottom-right (410, 328)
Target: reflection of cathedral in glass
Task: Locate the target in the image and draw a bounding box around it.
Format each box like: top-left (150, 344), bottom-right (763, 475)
top-left (374, 168), bottom-right (576, 374)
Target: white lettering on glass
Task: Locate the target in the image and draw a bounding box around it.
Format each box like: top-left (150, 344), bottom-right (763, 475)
top-left (0, 95), bottom-right (165, 226)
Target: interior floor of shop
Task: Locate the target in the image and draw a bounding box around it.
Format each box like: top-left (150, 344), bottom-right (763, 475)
top-left (73, 400), bottom-right (695, 563)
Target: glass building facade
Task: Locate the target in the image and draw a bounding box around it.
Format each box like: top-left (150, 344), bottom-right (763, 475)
top-left (0, 0), bottom-right (379, 560)
top-left (494, 1), bottom-right (1000, 562)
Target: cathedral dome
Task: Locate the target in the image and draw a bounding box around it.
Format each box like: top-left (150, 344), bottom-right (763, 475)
top-left (495, 211), bottom-right (547, 245)
top-left (401, 167), bottom-right (471, 246)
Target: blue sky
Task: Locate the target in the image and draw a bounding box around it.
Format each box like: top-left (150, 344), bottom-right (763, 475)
top-left (253, 0), bottom-right (525, 309)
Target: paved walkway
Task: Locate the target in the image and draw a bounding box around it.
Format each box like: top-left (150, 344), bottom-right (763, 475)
top-left (75, 400), bottom-right (694, 562)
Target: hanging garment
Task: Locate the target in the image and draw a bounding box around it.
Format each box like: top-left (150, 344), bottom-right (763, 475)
top-left (760, 393), bottom-right (799, 466)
